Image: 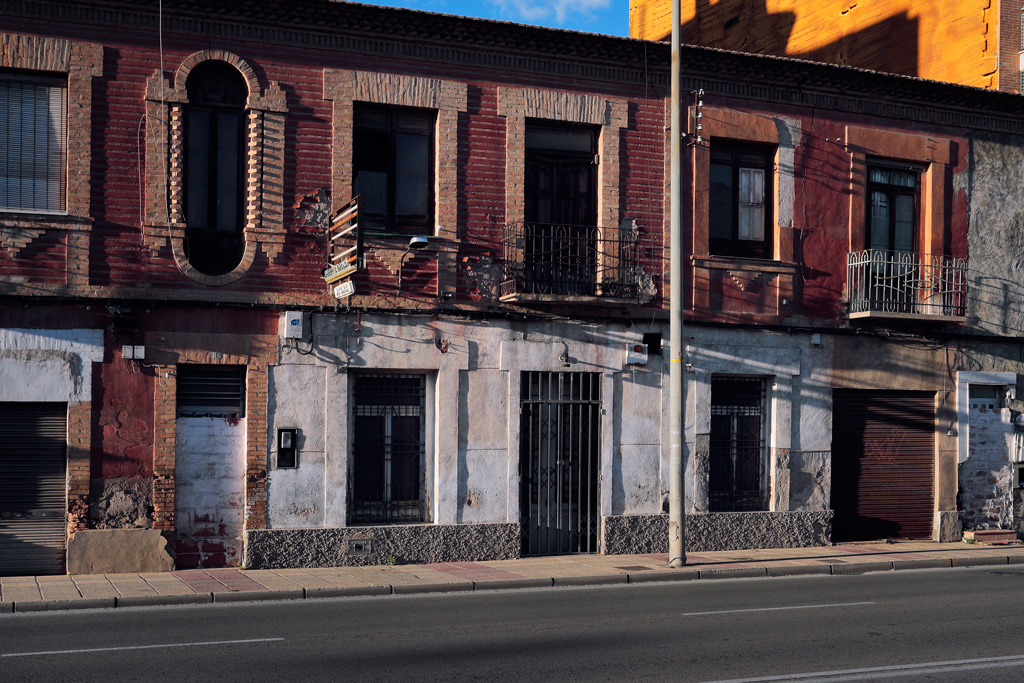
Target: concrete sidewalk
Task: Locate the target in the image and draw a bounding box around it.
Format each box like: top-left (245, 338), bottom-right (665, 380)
top-left (3, 541), bottom-right (1024, 614)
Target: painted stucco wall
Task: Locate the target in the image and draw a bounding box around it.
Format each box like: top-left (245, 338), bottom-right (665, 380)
top-left (268, 312), bottom-right (662, 533)
top-left (265, 312), bottom-right (835, 549)
top-left (682, 327), bottom-right (832, 515)
top-left (0, 328), bottom-right (102, 404)
top-left (267, 364), bottom-right (327, 529)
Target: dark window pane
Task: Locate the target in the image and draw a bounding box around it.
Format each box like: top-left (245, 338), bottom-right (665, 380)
top-left (183, 61), bottom-right (246, 275)
top-left (353, 104), bottom-right (434, 233)
top-left (709, 163), bottom-right (733, 239)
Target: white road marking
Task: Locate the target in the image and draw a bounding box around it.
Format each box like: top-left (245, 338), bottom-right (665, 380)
top-left (682, 601), bottom-right (874, 616)
top-left (1, 637), bottom-right (284, 658)
top-left (697, 654), bottom-right (1024, 683)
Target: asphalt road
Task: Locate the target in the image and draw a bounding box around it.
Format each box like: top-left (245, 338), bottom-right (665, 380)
top-left (3, 566), bottom-right (1024, 682)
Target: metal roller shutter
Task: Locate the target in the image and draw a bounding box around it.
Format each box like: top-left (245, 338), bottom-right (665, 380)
top-left (832, 390), bottom-right (935, 541)
top-left (0, 403), bottom-right (68, 576)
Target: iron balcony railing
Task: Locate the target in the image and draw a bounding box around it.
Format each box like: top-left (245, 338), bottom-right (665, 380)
top-left (501, 221), bottom-right (642, 300)
top-left (847, 249), bottom-right (967, 319)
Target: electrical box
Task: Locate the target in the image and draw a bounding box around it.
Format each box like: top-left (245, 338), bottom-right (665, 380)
top-left (121, 345), bottom-right (146, 360)
top-left (626, 342), bottom-right (648, 365)
top-left (283, 311), bottom-right (308, 340)
top-left (277, 428), bottom-right (298, 468)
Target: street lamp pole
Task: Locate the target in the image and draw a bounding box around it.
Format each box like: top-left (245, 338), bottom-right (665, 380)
top-left (667, 0), bottom-right (687, 568)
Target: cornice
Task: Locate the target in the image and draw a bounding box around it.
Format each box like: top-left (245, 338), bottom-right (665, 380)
top-left (4, 0), bottom-right (1024, 134)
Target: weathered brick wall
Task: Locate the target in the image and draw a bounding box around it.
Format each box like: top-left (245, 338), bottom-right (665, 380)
top-left (959, 402), bottom-right (1014, 529)
top-left (1, 6), bottom-right (675, 316)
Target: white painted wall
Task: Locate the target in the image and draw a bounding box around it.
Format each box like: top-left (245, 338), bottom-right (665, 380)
top-left (0, 328), bottom-right (103, 404)
top-left (266, 313), bottom-right (833, 532)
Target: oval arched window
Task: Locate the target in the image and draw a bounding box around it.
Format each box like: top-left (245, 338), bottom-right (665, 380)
top-left (184, 61), bottom-right (247, 275)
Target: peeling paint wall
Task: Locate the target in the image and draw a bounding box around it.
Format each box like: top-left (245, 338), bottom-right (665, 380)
top-left (959, 395), bottom-right (1013, 529)
top-left (174, 417), bottom-right (246, 568)
top-left (682, 327), bottom-right (832, 515)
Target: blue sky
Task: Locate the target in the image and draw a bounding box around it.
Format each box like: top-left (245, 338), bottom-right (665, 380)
top-left (355, 0), bottom-right (630, 36)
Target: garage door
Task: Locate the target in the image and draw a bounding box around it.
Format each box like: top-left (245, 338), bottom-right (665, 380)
top-left (0, 403), bottom-right (68, 576)
top-left (832, 390), bottom-right (934, 541)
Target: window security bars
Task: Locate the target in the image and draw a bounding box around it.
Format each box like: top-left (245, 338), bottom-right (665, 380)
top-left (520, 372), bottom-right (601, 555)
top-left (351, 374), bottom-right (426, 524)
top-left (501, 222), bottom-right (641, 299)
top-left (709, 377), bottom-right (766, 512)
top-left (847, 250), bottom-right (967, 318)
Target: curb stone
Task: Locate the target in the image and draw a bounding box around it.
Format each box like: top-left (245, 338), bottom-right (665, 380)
top-left (6, 550), bottom-right (1024, 613)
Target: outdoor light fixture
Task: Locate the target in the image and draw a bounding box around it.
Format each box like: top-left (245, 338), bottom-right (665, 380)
top-left (398, 236), bottom-right (433, 291)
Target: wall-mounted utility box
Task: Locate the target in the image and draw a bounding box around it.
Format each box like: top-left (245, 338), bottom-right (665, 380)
top-left (277, 428), bottom-right (298, 468)
top-left (121, 345), bottom-right (146, 360)
top-left (282, 311), bottom-right (309, 340)
top-left (626, 342), bottom-right (648, 365)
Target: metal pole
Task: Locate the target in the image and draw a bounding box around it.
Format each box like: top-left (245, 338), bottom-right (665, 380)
top-left (667, 0), bottom-right (686, 568)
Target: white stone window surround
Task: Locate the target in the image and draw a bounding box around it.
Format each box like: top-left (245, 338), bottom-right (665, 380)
top-left (145, 50), bottom-right (289, 286)
top-left (684, 345), bottom-right (801, 513)
top-left (318, 319), bottom-right (469, 528)
top-left (956, 371), bottom-right (1017, 465)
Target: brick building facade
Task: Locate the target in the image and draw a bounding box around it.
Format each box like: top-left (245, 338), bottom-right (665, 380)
top-left (3, 0), bottom-right (1024, 575)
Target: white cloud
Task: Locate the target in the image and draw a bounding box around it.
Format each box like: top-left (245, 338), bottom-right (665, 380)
top-left (491, 0), bottom-right (612, 25)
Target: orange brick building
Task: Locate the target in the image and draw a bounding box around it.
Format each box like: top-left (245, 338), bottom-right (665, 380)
top-left (630, 0), bottom-right (1024, 92)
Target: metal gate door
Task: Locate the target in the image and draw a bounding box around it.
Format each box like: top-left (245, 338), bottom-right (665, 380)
top-left (520, 371), bottom-right (600, 555)
top-left (0, 403), bottom-right (68, 576)
top-left (832, 390), bottom-right (935, 541)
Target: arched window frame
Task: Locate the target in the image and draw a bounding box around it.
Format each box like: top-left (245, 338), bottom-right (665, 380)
top-left (145, 50), bottom-right (288, 286)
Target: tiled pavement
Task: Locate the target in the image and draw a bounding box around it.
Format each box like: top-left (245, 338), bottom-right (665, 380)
top-left (3, 541), bottom-right (1024, 613)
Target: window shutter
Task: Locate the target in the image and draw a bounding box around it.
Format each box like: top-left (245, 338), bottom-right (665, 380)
top-left (737, 168), bottom-right (764, 241)
top-left (0, 75), bottom-right (67, 212)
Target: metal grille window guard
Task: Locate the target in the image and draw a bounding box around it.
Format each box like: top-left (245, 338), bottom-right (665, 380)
top-left (351, 374), bottom-right (426, 524)
top-left (520, 372), bottom-right (601, 555)
top-left (847, 249), bottom-right (967, 318)
top-left (709, 376), bottom-right (767, 512)
top-left (501, 222), bottom-right (641, 299)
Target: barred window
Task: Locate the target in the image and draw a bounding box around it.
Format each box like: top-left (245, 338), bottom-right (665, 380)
top-left (0, 72), bottom-right (67, 212)
top-left (351, 373), bottom-right (426, 524)
top-left (709, 376), bottom-right (767, 512)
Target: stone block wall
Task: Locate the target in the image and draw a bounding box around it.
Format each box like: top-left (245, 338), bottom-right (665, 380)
top-left (244, 523), bottom-right (521, 569)
top-left (603, 511), bottom-right (833, 555)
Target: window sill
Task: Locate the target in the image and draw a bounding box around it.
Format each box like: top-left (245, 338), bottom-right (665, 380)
top-left (692, 255), bottom-right (798, 275)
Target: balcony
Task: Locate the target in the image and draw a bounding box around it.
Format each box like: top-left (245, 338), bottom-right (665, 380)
top-left (501, 222), bottom-right (650, 304)
top-left (847, 250), bottom-right (967, 322)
